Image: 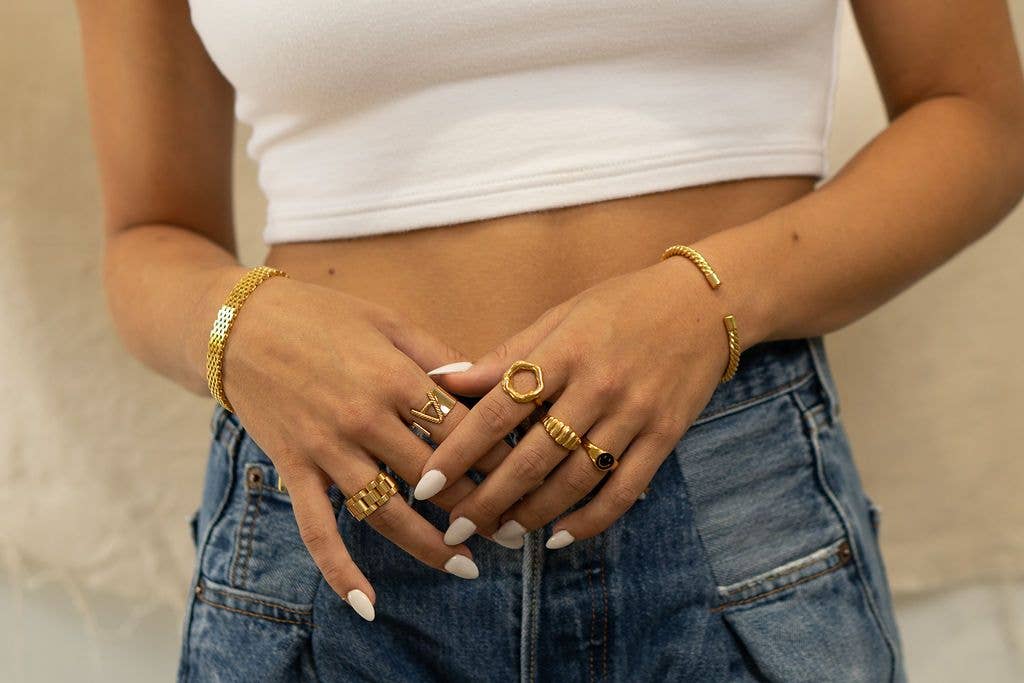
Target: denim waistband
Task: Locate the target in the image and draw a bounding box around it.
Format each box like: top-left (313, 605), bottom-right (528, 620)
top-left (694, 335), bottom-right (837, 426)
top-left (209, 336), bottom-right (838, 447)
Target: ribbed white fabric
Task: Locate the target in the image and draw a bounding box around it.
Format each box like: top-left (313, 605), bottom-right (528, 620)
top-left (188, 1), bottom-right (843, 244)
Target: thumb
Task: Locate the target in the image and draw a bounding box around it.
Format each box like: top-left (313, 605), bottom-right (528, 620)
top-left (377, 311), bottom-right (470, 376)
top-left (432, 304), bottom-right (567, 397)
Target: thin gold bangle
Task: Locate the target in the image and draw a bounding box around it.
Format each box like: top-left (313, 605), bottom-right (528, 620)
top-left (205, 265), bottom-right (289, 412)
top-left (660, 245), bottom-right (741, 383)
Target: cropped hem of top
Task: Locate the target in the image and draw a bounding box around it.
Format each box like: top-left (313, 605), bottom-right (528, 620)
top-left (187, 1), bottom-right (844, 245)
top-left (264, 145), bottom-right (826, 243)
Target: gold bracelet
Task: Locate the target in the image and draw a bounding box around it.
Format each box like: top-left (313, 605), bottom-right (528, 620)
top-left (660, 245), bottom-right (740, 383)
top-left (206, 265), bottom-right (289, 412)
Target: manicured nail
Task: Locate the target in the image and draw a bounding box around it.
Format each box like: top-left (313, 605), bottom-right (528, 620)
top-left (444, 554), bottom-right (480, 579)
top-left (493, 520), bottom-right (527, 547)
top-left (444, 516), bottom-right (477, 545)
top-left (492, 533), bottom-right (524, 550)
top-left (414, 469), bottom-right (447, 500)
top-left (546, 530), bottom-right (575, 550)
top-left (427, 361), bottom-right (474, 376)
top-left (346, 589), bottom-right (375, 621)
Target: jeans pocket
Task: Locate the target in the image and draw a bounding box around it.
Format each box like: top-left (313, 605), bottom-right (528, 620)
top-left (675, 386), bottom-right (896, 682)
top-left (717, 548), bottom-right (894, 683)
top-left (197, 427), bottom-right (343, 621)
top-left (676, 389), bottom-right (846, 589)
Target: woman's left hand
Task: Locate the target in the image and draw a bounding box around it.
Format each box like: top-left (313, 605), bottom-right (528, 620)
top-left (413, 257), bottom-right (738, 550)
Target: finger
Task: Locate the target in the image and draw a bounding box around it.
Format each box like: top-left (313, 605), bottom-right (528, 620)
top-left (543, 433), bottom-right (674, 548)
top-left (384, 363), bottom-right (515, 483)
top-left (498, 415), bottom-right (641, 541)
top-left (433, 303), bottom-right (568, 398)
top-left (415, 349), bottom-right (569, 503)
top-left (444, 381), bottom-right (602, 548)
top-left (320, 444), bottom-right (481, 581)
top-left (376, 309), bottom-right (471, 376)
top-left (288, 470), bottom-right (378, 621)
top-left (368, 414), bottom-right (482, 509)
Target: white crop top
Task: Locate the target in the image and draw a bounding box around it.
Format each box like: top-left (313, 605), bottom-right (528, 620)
top-left (187, 1), bottom-right (843, 244)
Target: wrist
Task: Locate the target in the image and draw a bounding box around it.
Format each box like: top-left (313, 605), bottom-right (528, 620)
top-left (186, 264), bottom-right (252, 391)
top-left (660, 230), bottom-right (780, 353)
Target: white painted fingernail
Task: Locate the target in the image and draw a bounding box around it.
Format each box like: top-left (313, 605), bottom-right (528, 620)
top-left (346, 589), bottom-right (375, 621)
top-left (493, 520), bottom-right (527, 546)
top-left (546, 530), bottom-right (575, 550)
top-left (444, 516), bottom-right (477, 545)
top-left (414, 470), bottom-right (447, 500)
top-left (492, 533), bottom-right (525, 550)
top-left (427, 361), bottom-right (474, 376)
top-left (444, 554), bottom-right (480, 579)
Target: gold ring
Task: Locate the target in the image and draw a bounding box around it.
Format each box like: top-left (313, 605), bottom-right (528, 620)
top-left (582, 439), bottom-right (619, 472)
top-left (540, 414), bottom-right (581, 450)
top-left (410, 386), bottom-right (457, 431)
top-left (501, 360), bottom-right (544, 403)
top-left (345, 471), bottom-right (399, 522)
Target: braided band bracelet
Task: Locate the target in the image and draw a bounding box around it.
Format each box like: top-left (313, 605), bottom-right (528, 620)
top-left (206, 265), bottom-right (289, 412)
top-left (660, 245), bottom-right (741, 383)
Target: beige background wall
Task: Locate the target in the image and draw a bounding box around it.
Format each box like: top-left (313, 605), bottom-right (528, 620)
top-left (1, 1), bottom-right (1022, 680)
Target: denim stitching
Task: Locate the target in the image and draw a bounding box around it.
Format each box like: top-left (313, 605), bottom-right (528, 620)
top-left (180, 417), bottom-right (243, 682)
top-left (805, 337), bottom-right (840, 422)
top-left (241, 481), bottom-right (263, 589)
top-left (717, 538), bottom-right (848, 597)
top-left (796, 397), bottom-right (900, 681)
top-left (587, 563), bottom-right (595, 683)
top-left (530, 530), bottom-right (542, 682)
top-left (599, 540), bottom-right (609, 680)
top-left (230, 467), bottom-right (263, 589)
top-left (710, 544), bottom-right (851, 613)
top-left (200, 583), bottom-right (314, 615)
top-left (690, 371), bottom-right (815, 427)
top-left (195, 590), bottom-right (314, 627)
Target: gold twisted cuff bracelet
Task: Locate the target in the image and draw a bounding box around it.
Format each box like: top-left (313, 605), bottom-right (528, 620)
top-left (206, 265), bottom-right (289, 412)
top-left (661, 245), bottom-right (740, 383)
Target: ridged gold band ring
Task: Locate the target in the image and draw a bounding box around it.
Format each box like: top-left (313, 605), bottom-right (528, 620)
top-left (540, 414), bottom-right (582, 450)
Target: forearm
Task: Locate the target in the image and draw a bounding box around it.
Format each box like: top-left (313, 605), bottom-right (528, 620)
top-left (103, 224), bottom-right (248, 395)
top-left (689, 94), bottom-right (1024, 349)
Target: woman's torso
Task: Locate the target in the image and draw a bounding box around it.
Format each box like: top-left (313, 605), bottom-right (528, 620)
top-left (265, 177), bottom-right (814, 358)
top-left (186, 0), bottom-right (837, 355)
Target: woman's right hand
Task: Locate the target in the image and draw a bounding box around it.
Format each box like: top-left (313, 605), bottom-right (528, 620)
top-left (214, 270), bottom-right (497, 620)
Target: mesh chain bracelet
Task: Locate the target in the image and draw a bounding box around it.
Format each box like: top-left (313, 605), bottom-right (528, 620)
top-left (205, 265), bottom-right (289, 412)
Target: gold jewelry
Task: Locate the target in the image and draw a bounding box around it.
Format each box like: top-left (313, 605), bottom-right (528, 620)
top-left (411, 386), bottom-right (456, 425)
top-left (409, 422), bottom-right (433, 440)
top-left (661, 245), bottom-right (721, 288)
top-left (722, 315), bottom-right (740, 383)
top-left (540, 414), bottom-right (582, 450)
top-left (345, 471), bottom-right (399, 522)
top-left (206, 265), bottom-right (289, 412)
top-left (501, 360), bottom-right (545, 403)
top-left (659, 245), bottom-right (740, 383)
top-left (582, 439), bottom-right (619, 472)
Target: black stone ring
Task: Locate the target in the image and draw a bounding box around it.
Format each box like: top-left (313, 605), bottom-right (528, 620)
top-left (583, 439), bottom-right (619, 472)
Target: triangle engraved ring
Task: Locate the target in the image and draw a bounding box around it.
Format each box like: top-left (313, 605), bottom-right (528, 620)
top-left (411, 386), bottom-right (457, 425)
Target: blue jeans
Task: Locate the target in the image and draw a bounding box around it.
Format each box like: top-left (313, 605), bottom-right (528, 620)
top-left (177, 337), bottom-right (905, 682)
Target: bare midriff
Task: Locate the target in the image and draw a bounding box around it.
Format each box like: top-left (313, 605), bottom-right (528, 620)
top-left (265, 176), bottom-right (815, 359)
